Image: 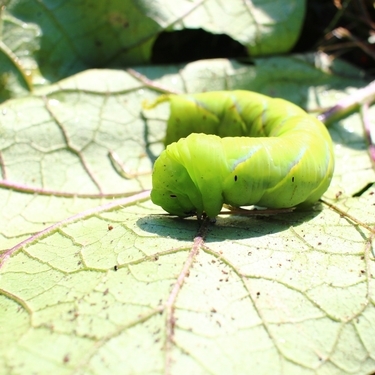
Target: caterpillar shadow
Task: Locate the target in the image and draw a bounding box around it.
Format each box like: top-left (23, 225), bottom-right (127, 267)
top-left (136, 207), bottom-right (322, 242)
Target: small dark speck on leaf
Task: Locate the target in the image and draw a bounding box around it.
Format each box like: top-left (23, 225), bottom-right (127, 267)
top-left (170, 194), bottom-right (177, 198)
top-left (114, 265), bottom-right (118, 271)
top-left (292, 177), bottom-right (295, 182)
top-left (234, 175), bottom-right (238, 181)
top-left (108, 224), bottom-right (113, 230)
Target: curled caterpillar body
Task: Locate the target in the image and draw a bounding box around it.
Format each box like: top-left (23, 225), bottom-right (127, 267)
top-left (149, 90), bottom-right (334, 219)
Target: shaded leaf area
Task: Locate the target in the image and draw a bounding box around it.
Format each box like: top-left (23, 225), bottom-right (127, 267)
top-left (3, 0), bottom-right (157, 81)
top-left (0, 0), bottom-right (304, 100)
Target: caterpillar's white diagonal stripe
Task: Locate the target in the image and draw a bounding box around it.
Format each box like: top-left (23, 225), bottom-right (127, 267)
top-left (147, 90), bottom-right (334, 219)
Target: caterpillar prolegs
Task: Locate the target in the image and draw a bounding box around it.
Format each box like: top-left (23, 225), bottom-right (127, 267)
top-left (148, 91), bottom-right (334, 219)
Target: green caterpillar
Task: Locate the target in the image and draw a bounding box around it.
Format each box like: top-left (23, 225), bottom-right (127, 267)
top-left (148, 90), bottom-right (334, 219)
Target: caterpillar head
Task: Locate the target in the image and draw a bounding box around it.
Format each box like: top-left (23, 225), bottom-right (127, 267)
top-left (151, 134), bottom-right (226, 219)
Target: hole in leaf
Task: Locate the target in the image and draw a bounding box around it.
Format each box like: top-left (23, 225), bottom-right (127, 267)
top-left (151, 28), bottom-right (249, 64)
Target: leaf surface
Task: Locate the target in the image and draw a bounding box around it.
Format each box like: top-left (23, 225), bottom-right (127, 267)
top-left (1, 54), bottom-right (375, 375)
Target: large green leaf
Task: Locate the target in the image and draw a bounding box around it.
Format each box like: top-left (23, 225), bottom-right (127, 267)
top-left (1, 55), bottom-right (375, 375)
